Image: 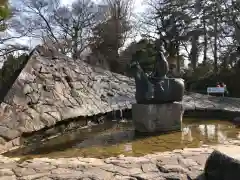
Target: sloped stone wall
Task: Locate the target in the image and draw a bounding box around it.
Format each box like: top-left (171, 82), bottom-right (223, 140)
top-left (0, 45), bottom-right (135, 152)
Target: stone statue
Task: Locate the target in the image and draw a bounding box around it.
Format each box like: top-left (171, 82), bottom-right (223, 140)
top-left (130, 41), bottom-right (184, 104)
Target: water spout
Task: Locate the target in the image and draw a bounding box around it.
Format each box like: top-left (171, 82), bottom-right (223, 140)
top-left (112, 110), bottom-right (117, 122)
top-left (120, 109), bottom-right (123, 120)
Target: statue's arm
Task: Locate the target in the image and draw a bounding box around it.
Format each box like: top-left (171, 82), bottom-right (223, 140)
top-left (130, 60), bottom-right (150, 81)
top-left (159, 51), bottom-right (169, 72)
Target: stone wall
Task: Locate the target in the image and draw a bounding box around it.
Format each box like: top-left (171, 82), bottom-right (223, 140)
top-left (0, 45), bottom-right (135, 152)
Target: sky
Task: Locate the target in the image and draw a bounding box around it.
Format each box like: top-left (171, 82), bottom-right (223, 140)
top-left (16, 0), bottom-right (146, 50)
top-left (12, 0), bottom-right (191, 67)
top-left (61, 0), bottom-right (146, 13)
top-left (7, 0), bottom-right (192, 67)
top-left (61, 0), bottom-right (146, 50)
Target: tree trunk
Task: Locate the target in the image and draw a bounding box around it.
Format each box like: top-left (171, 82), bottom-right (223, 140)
top-left (221, 55), bottom-right (228, 70)
top-left (176, 42), bottom-right (180, 74)
top-left (72, 27), bottom-right (79, 60)
top-left (203, 8), bottom-right (208, 66)
top-left (213, 2), bottom-right (218, 73)
top-left (190, 34), bottom-right (199, 71)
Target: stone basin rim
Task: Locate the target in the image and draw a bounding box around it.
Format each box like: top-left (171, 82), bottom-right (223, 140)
top-left (1, 106), bottom-right (240, 155)
top-left (20, 107), bottom-right (240, 138)
top-left (3, 141), bottom-right (240, 161)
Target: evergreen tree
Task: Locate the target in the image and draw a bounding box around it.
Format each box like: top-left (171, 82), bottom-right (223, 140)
top-left (0, 0), bottom-right (9, 31)
top-left (90, 0), bottom-right (133, 73)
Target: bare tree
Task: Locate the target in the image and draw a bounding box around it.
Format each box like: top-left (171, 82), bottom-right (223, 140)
top-left (52, 0), bottom-right (99, 59)
top-left (10, 0), bottom-right (62, 51)
top-left (7, 0), bottom-right (100, 59)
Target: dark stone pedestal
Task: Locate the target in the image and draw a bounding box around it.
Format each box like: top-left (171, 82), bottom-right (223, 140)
top-left (132, 102), bottom-right (184, 133)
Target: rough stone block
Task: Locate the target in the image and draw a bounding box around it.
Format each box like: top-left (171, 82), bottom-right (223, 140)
top-left (233, 117), bottom-right (240, 127)
top-left (204, 146), bottom-right (240, 180)
top-left (132, 102), bottom-right (184, 133)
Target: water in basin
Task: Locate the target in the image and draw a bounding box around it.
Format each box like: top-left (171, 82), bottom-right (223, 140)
top-left (4, 118), bottom-right (240, 159)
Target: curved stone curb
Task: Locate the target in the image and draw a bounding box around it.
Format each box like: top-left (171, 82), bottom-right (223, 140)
top-left (0, 145), bottom-right (214, 180)
top-left (204, 147), bottom-right (240, 180)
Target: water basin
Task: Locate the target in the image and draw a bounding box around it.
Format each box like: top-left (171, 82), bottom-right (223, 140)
top-left (4, 118), bottom-right (240, 159)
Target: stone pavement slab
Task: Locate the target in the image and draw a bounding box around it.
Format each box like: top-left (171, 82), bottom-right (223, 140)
top-left (0, 142), bottom-right (239, 180)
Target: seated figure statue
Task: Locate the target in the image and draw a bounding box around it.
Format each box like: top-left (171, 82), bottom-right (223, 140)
top-left (130, 44), bottom-right (185, 104)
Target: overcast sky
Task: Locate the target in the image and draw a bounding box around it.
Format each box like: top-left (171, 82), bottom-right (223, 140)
top-left (61, 0), bottom-right (146, 13)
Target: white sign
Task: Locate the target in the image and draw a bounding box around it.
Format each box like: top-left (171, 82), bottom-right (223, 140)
top-left (207, 87), bottom-right (225, 93)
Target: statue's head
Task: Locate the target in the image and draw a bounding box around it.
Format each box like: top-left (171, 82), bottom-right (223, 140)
top-left (152, 44), bottom-right (169, 78)
top-left (155, 39), bottom-right (165, 52)
top-left (129, 58), bottom-right (141, 76)
top-left (159, 45), bottom-right (165, 53)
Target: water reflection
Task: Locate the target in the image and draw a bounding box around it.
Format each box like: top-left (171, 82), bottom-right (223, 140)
top-left (123, 143), bottom-right (132, 153)
top-left (182, 123), bottom-right (238, 144)
top-left (182, 127), bottom-right (193, 142)
top-left (4, 119), bottom-right (240, 158)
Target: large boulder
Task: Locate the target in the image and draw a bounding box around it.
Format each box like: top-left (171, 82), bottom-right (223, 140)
top-left (204, 146), bottom-right (240, 180)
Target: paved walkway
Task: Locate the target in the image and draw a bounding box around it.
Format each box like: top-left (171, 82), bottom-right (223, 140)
top-left (0, 140), bottom-right (239, 180)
